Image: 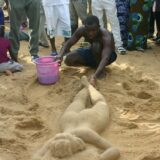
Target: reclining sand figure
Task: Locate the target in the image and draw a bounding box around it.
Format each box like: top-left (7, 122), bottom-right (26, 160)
top-left (33, 76), bottom-right (120, 160)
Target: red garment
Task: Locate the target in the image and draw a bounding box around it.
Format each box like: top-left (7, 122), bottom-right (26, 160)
top-left (0, 38), bottom-right (10, 63)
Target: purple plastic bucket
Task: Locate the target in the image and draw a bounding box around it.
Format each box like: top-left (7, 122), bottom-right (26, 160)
top-left (35, 56), bottom-right (59, 85)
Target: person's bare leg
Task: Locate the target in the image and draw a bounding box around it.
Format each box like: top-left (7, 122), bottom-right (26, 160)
top-left (49, 37), bottom-right (56, 52)
top-left (65, 88), bottom-right (89, 113)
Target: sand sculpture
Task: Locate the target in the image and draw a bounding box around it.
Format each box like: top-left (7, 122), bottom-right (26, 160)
top-left (33, 76), bottom-right (120, 160)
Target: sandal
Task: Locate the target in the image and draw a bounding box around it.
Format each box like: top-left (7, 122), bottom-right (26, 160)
top-left (117, 46), bottom-right (127, 55)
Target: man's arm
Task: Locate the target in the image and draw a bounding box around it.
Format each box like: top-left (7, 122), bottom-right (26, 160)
top-left (59, 27), bottom-right (84, 58)
top-left (93, 34), bottom-right (112, 79)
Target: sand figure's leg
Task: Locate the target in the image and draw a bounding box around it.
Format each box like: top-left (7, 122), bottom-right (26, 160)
top-left (81, 76), bottom-right (106, 104)
top-left (81, 76), bottom-right (109, 123)
top-left (65, 88), bottom-right (89, 113)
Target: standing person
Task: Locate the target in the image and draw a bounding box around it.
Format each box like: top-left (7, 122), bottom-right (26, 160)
top-left (39, 0), bottom-right (49, 48)
top-left (127, 0), bottom-right (154, 51)
top-left (69, 0), bottom-right (87, 34)
top-left (116, 0), bottom-right (130, 48)
top-left (92, 0), bottom-right (126, 54)
top-left (42, 0), bottom-right (71, 56)
top-left (57, 16), bottom-right (117, 86)
top-left (8, 0), bottom-right (40, 61)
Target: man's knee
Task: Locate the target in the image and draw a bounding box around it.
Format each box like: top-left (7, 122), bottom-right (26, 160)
top-left (64, 53), bottom-right (84, 66)
top-left (64, 54), bottom-right (75, 66)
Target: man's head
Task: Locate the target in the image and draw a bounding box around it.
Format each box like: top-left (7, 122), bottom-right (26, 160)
top-left (84, 15), bottom-right (100, 40)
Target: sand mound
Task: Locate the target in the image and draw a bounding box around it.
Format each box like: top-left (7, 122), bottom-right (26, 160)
top-left (0, 40), bottom-right (160, 160)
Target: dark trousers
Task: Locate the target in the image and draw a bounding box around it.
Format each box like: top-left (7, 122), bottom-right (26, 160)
top-left (8, 0), bottom-right (40, 56)
top-left (149, 10), bottom-right (155, 34)
top-left (155, 12), bottom-right (160, 34)
top-left (149, 10), bottom-right (160, 36)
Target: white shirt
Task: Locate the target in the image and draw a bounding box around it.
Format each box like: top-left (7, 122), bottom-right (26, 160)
top-left (42, 0), bottom-right (69, 6)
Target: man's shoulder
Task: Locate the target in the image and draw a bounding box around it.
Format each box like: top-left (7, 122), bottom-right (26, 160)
top-left (77, 26), bottom-right (85, 32)
top-left (74, 26), bottom-right (85, 36)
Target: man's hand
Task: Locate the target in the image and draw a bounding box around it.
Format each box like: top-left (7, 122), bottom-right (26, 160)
top-left (54, 55), bottom-right (63, 65)
top-left (89, 75), bottom-right (96, 87)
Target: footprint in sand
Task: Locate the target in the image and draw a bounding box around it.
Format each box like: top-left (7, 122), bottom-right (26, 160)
top-left (15, 118), bottom-right (44, 130)
top-left (127, 91), bottom-right (152, 100)
top-left (136, 91), bottom-right (152, 99)
top-left (138, 154), bottom-right (160, 160)
top-left (117, 121), bottom-right (138, 129)
top-left (0, 137), bottom-right (16, 146)
top-left (122, 82), bottom-right (131, 90)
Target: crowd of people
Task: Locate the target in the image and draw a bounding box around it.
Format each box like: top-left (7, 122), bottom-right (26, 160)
top-left (0, 0), bottom-right (159, 81)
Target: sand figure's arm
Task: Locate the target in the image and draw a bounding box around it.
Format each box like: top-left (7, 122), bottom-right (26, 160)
top-left (72, 128), bottom-right (120, 160)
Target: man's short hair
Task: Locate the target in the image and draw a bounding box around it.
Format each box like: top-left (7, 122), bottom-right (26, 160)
top-left (84, 15), bottom-right (100, 27)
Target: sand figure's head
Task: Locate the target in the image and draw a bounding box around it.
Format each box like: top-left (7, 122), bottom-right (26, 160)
top-left (49, 133), bottom-right (86, 158)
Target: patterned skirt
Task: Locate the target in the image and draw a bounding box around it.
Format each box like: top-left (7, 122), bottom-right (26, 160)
top-left (127, 0), bottom-right (154, 50)
top-left (116, 0), bottom-right (130, 48)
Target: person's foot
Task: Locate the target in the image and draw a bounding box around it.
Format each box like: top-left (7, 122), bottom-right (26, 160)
top-left (117, 46), bottom-right (127, 55)
top-left (50, 51), bottom-right (58, 56)
top-left (31, 55), bottom-right (39, 62)
top-left (136, 47), bottom-right (144, 52)
top-left (4, 70), bottom-right (13, 76)
top-left (39, 42), bottom-right (49, 48)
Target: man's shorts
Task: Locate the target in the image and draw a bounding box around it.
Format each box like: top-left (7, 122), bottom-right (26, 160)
top-left (76, 47), bottom-right (117, 68)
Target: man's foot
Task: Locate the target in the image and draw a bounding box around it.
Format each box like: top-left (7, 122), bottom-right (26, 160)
top-left (39, 42), bottom-right (49, 48)
top-left (50, 51), bottom-right (58, 56)
top-left (81, 76), bottom-right (89, 87)
top-left (117, 46), bottom-right (127, 55)
top-left (31, 55), bottom-right (39, 62)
